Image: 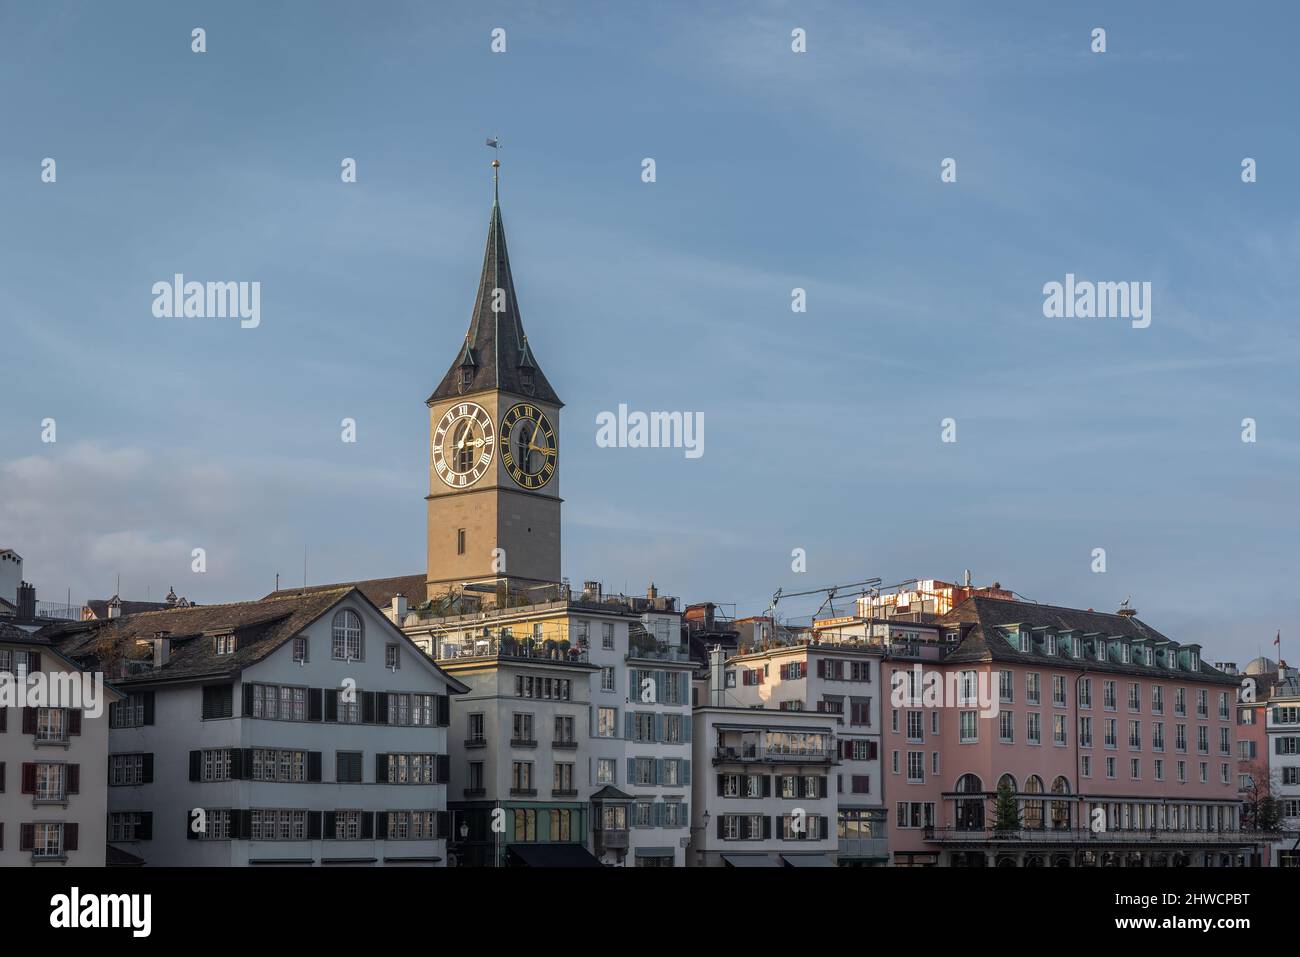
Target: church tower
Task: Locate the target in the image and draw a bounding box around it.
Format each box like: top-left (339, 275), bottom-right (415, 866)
top-left (425, 161), bottom-right (562, 602)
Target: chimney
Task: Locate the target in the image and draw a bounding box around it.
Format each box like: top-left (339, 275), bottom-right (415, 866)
top-left (390, 594), bottom-right (408, 624)
top-left (1216, 662), bottom-right (1238, 676)
top-left (153, 631), bottom-right (172, 668)
top-left (964, 569), bottom-right (972, 588)
top-left (708, 645), bottom-right (726, 707)
top-left (583, 580), bottom-right (602, 602)
top-left (17, 582), bottom-right (36, 619)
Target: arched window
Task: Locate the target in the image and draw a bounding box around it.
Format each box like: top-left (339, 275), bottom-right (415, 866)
top-left (332, 609), bottom-right (363, 661)
top-left (997, 773), bottom-right (1018, 793)
top-left (1024, 775), bottom-right (1045, 830)
top-left (1050, 776), bottom-right (1072, 830)
top-left (954, 774), bottom-right (984, 831)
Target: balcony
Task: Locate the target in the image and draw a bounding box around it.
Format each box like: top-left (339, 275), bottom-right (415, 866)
top-left (464, 738), bottom-right (486, 749)
top-left (552, 740), bottom-right (578, 750)
top-left (923, 826), bottom-right (1274, 846)
top-left (713, 746), bottom-right (836, 765)
top-left (509, 788), bottom-right (538, 798)
top-left (510, 738), bottom-right (538, 749)
top-left (626, 644), bottom-right (692, 663)
top-left (433, 635), bottom-right (589, 665)
top-left (594, 829), bottom-right (629, 851)
top-left (462, 787), bottom-right (487, 799)
top-left (839, 836), bottom-right (890, 860)
top-left (552, 789), bottom-right (579, 799)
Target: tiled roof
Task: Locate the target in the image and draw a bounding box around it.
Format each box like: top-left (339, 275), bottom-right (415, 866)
top-left (426, 199), bottom-right (561, 406)
top-left (937, 596), bottom-right (1237, 685)
top-left (84, 598), bottom-right (174, 618)
top-left (53, 589), bottom-right (355, 684)
top-left (263, 573), bottom-right (427, 610)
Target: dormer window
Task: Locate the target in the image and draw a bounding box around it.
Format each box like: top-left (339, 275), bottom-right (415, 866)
top-left (519, 367), bottom-right (535, 392)
top-left (214, 634), bottom-right (236, 656)
top-left (1046, 634), bottom-right (1057, 656)
top-left (460, 367), bottom-right (474, 388)
top-left (1189, 652), bottom-right (1199, 671)
top-left (1018, 630), bottom-right (1030, 653)
top-left (1119, 644), bottom-right (1130, 664)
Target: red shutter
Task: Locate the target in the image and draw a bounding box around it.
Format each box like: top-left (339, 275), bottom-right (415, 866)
top-left (779, 664), bottom-right (788, 680)
top-left (21, 708), bottom-right (36, 735)
top-left (66, 764), bottom-right (80, 794)
top-left (757, 669), bottom-right (765, 684)
top-left (21, 763), bottom-right (36, 794)
top-left (64, 823), bottom-right (78, 852)
top-left (67, 710), bottom-right (82, 735)
top-left (20, 824), bottom-right (34, 852)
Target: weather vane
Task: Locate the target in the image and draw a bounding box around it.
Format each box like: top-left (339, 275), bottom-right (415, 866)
top-left (486, 136), bottom-right (501, 199)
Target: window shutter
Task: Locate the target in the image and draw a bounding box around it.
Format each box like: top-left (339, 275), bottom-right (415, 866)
top-left (376, 812), bottom-right (389, 839)
top-left (137, 813), bottom-right (153, 841)
top-left (796, 776), bottom-right (806, 798)
top-left (307, 752), bottom-right (322, 782)
top-left (626, 757), bottom-right (635, 784)
top-left (629, 669), bottom-right (639, 695)
top-left (64, 823), bottom-right (79, 852)
top-left (376, 753), bottom-right (388, 784)
top-left (624, 712), bottom-right (635, 740)
top-left (307, 811), bottom-right (322, 840)
top-left (820, 816), bottom-right (828, 838)
top-left (653, 801), bottom-right (663, 827)
top-left (186, 810), bottom-right (199, 840)
top-left (21, 763), bottom-right (36, 794)
top-left (841, 739), bottom-right (850, 759)
top-left (0, 707), bottom-right (6, 732)
top-left (68, 709), bottom-right (82, 735)
top-left (683, 760), bottom-right (691, 785)
top-left (683, 715), bottom-right (692, 742)
top-left (189, 750), bottom-right (201, 782)
top-left (757, 669), bottom-right (764, 685)
top-left (324, 691), bottom-right (338, 722)
top-left (868, 741), bottom-right (878, 761)
top-left (0, 762), bottom-right (4, 792)
top-left (437, 694), bottom-right (450, 727)
top-left (436, 810), bottom-right (450, 840)
top-left (66, 764), bottom-right (80, 794)
top-left (360, 812), bottom-right (375, 840)
top-left (762, 775), bottom-right (771, 798)
top-left (142, 692), bottom-right (155, 725)
top-left (436, 754), bottom-right (450, 784)
top-left (142, 754), bottom-right (154, 784)
top-left (654, 758), bottom-right (663, 784)
top-left (780, 664), bottom-right (788, 680)
top-left (375, 693), bottom-right (390, 724)
top-left (308, 689), bottom-right (323, 722)
top-left (229, 749), bottom-right (244, 780)
top-left (654, 713), bottom-right (664, 742)
top-left (362, 692), bottom-right (376, 724)
top-left (817, 659), bottom-right (826, 678)
top-left (740, 816), bottom-right (750, 840)
top-left (29, 652), bottom-right (41, 672)
top-left (242, 682), bottom-right (255, 717)
top-left (717, 773), bottom-right (726, 796)
top-left (323, 811), bottom-right (337, 838)
top-left (763, 816), bottom-right (772, 839)
top-left (21, 824), bottom-right (35, 851)
top-left (716, 815), bottom-right (725, 839)
top-left (21, 708), bottom-right (36, 735)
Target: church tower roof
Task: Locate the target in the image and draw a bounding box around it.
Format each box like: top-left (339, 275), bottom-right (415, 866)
top-left (427, 180), bottom-right (561, 407)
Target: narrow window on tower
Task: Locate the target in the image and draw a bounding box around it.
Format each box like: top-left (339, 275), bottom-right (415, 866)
top-left (457, 529), bottom-right (466, 555)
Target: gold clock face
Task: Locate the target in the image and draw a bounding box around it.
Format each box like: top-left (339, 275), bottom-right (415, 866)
top-left (432, 402), bottom-right (495, 488)
top-left (500, 403), bottom-right (556, 490)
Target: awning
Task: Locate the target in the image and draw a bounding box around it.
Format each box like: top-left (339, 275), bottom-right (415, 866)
top-left (634, 846), bottom-right (676, 858)
top-left (507, 843), bottom-right (603, 868)
top-left (722, 854), bottom-right (780, 868)
top-left (781, 854), bottom-right (833, 868)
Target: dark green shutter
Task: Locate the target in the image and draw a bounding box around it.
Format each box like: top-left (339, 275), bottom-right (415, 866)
top-left (189, 750), bottom-right (201, 782)
top-left (137, 812), bottom-right (152, 841)
top-left (307, 752), bottom-right (322, 782)
top-left (324, 691), bottom-right (338, 722)
top-left (376, 753), bottom-right (388, 783)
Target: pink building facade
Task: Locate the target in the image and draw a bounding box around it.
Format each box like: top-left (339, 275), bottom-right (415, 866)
top-left (884, 597), bottom-right (1261, 866)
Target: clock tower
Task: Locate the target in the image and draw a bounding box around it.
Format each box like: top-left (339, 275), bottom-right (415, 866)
top-left (425, 165), bottom-right (562, 602)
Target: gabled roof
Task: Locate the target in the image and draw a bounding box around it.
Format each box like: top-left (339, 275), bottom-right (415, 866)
top-left (937, 596), bottom-right (1237, 685)
top-left (53, 586), bottom-right (468, 692)
top-left (427, 198), bottom-right (561, 406)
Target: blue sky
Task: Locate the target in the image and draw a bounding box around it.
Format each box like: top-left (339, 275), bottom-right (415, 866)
top-left (2, 1), bottom-right (1298, 665)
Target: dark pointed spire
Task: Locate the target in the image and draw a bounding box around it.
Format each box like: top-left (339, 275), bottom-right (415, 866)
top-left (428, 166), bottom-right (560, 406)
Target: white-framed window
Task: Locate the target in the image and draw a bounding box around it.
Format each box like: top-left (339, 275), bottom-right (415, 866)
top-left (1078, 678), bottom-right (1092, 708)
top-left (998, 670), bottom-right (1013, 703)
top-left (999, 710), bottom-right (1014, 743)
top-left (331, 609), bottom-right (363, 660)
top-left (36, 708), bottom-right (68, 742)
top-left (1079, 715), bottom-right (1093, 747)
top-left (1103, 681), bottom-right (1116, 710)
top-left (602, 622), bottom-right (615, 649)
top-left (1081, 755), bottom-right (1091, 777)
top-left (907, 751), bottom-right (924, 782)
top-left (959, 711), bottom-right (978, 743)
top-left (35, 762), bottom-right (66, 801)
top-left (109, 753), bottom-right (145, 786)
top-left (214, 633), bottom-right (236, 655)
top-left (906, 711), bottom-right (923, 742)
top-left (1026, 672), bottom-right (1041, 705)
top-left (32, 823), bottom-right (64, 859)
top-left (601, 666), bottom-right (615, 692)
top-left (110, 694), bottom-right (147, 729)
top-left (202, 748), bottom-right (231, 782)
top-left (597, 707), bottom-right (617, 738)
top-left (1054, 714), bottom-right (1067, 746)
top-left (292, 637), bottom-right (308, 663)
top-left (385, 644), bottom-right (400, 669)
top-left (597, 758), bottom-right (616, 784)
top-left (1027, 712), bottom-right (1041, 745)
top-left (337, 689), bottom-right (360, 723)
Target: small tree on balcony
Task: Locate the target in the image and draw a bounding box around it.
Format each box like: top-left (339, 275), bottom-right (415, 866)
top-left (993, 780), bottom-right (1021, 834)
